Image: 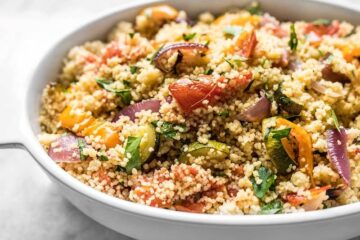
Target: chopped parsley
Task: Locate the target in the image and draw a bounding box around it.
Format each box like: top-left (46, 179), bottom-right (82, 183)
top-left (96, 78), bottom-right (132, 105)
top-left (246, 2), bottom-right (262, 15)
top-left (260, 200), bottom-right (283, 214)
top-left (124, 136), bottom-right (142, 174)
top-left (251, 167), bottom-right (276, 199)
top-left (99, 152), bottom-right (109, 161)
top-left (182, 33), bottom-right (197, 41)
top-left (128, 32), bottom-right (135, 39)
top-left (288, 24), bottom-right (298, 51)
top-left (204, 68), bottom-right (214, 75)
top-left (151, 121), bottom-right (188, 139)
top-left (225, 58), bottom-right (234, 68)
top-left (217, 109), bottom-right (229, 118)
top-left (130, 65), bottom-right (138, 74)
top-left (331, 108), bottom-right (340, 132)
top-left (77, 139), bottom-right (87, 161)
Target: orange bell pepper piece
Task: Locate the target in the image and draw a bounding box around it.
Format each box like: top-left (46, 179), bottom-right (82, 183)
top-left (140, 5), bottom-right (179, 22)
top-left (59, 106), bottom-right (121, 148)
top-left (276, 118), bottom-right (314, 184)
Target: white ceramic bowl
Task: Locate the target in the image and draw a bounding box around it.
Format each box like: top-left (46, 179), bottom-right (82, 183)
top-left (2, 0), bottom-right (360, 239)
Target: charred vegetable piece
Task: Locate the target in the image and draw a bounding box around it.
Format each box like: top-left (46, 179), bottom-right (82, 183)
top-left (276, 118), bottom-right (314, 183)
top-left (59, 106), bottom-right (121, 148)
top-left (153, 43), bottom-right (208, 72)
top-left (274, 85), bottom-right (303, 114)
top-left (112, 99), bottom-right (161, 122)
top-left (264, 128), bottom-right (297, 174)
top-left (237, 94), bottom-right (271, 122)
top-left (326, 128), bottom-right (350, 185)
top-left (321, 64), bottom-right (351, 83)
top-left (136, 124), bottom-right (160, 164)
top-left (48, 135), bottom-right (83, 163)
top-left (180, 140), bottom-right (230, 163)
top-left (169, 73), bottom-right (252, 114)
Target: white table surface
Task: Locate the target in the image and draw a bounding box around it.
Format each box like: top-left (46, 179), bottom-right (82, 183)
top-left (0, 0), bottom-right (360, 239)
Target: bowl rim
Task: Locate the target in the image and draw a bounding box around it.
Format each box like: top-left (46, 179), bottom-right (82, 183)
top-left (22, 0), bottom-right (360, 226)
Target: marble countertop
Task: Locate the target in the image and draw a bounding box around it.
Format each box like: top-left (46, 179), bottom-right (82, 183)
top-left (0, 0), bottom-right (359, 239)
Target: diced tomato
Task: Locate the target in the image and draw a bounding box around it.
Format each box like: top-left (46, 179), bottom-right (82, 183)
top-left (169, 73), bottom-right (252, 114)
top-left (233, 30), bottom-right (257, 58)
top-left (286, 186), bottom-right (330, 211)
top-left (102, 42), bottom-right (124, 63)
top-left (174, 201), bottom-right (205, 213)
top-left (97, 168), bottom-right (111, 185)
top-left (304, 21), bottom-right (339, 38)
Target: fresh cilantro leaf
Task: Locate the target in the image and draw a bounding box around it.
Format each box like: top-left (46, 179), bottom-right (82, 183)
top-left (129, 32), bottom-right (135, 38)
top-left (96, 78), bottom-right (132, 105)
top-left (223, 26), bottom-right (243, 37)
top-left (182, 33), bottom-right (197, 41)
top-left (77, 139), bottom-right (87, 161)
top-left (125, 136), bottom-right (142, 174)
top-left (312, 19), bottom-right (331, 26)
top-left (204, 68), bottom-right (214, 75)
top-left (246, 2), bottom-right (262, 15)
top-left (217, 109), bottom-right (229, 118)
top-left (331, 108), bottom-right (340, 132)
top-left (288, 24), bottom-right (298, 51)
top-left (251, 167), bottom-right (276, 199)
top-left (130, 65), bottom-right (138, 74)
top-left (260, 200), bottom-right (283, 214)
top-left (151, 121), bottom-right (188, 139)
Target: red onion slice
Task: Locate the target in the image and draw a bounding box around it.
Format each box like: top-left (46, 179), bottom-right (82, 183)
top-left (153, 43), bottom-right (208, 72)
top-left (237, 95), bottom-right (271, 122)
top-left (326, 128), bottom-right (351, 185)
top-left (310, 80), bottom-right (342, 98)
top-left (322, 64), bottom-right (350, 83)
top-left (48, 135), bottom-right (83, 163)
top-left (113, 99), bottom-right (161, 122)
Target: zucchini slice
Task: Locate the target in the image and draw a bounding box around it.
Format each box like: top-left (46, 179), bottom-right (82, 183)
top-left (134, 124), bottom-right (160, 163)
top-left (180, 140), bottom-right (230, 163)
top-left (274, 85), bottom-right (303, 114)
top-left (264, 128), bottom-right (297, 174)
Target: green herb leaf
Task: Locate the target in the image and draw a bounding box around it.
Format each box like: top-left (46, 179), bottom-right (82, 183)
top-left (246, 2), bottom-right (262, 15)
top-left (150, 45), bottom-right (165, 64)
top-left (270, 128), bottom-right (291, 140)
top-left (312, 19), bottom-right (331, 26)
top-left (223, 26), bottom-right (243, 37)
top-left (225, 58), bottom-right (234, 68)
top-left (125, 136), bottom-right (142, 174)
top-left (151, 121), bottom-right (188, 139)
top-left (99, 152), bottom-right (109, 161)
top-left (251, 167), bottom-right (276, 199)
top-left (331, 108), bottom-right (340, 132)
top-left (217, 109), bottom-right (229, 118)
top-left (129, 32), bottom-right (135, 38)
top-left (204, 68), bottom-right (214, 75)
top-left (288, 24), bottom-right (298, 51)
top-left (77, 139), bottom-right (87, 161)
top-left (130, 66), bottom-right (138, 74)
top-left (204, 40), bottom-right (210, 47)
top-left (260, 200), bottom-right (283, 214)
top-left (96, 78), bottom-right (132, 105)
top-left (182, 33), bottom-right (197, 41)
